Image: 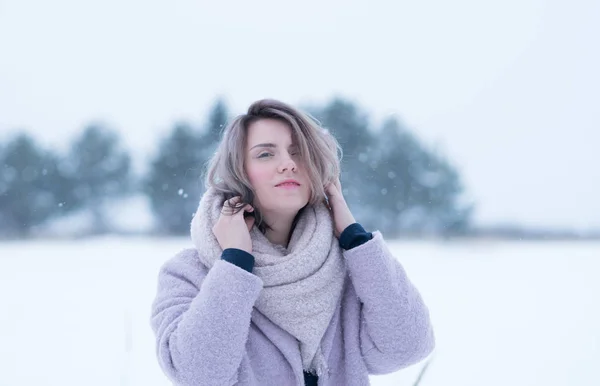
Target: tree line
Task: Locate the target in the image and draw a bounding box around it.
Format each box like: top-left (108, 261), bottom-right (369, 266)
top-left (0, 97), bottom-right (472, 238)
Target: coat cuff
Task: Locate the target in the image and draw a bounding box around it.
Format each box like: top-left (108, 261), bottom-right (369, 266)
top-left (339, 222), bottom-right (374, 250)
top-left (221, 248), bottom-right (255, 273)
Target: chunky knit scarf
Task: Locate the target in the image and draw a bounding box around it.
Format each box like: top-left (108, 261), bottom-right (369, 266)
top-left (190, 187), bottom-right (346, 376)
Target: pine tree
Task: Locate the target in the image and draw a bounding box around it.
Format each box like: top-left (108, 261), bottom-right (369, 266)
top-left (66, 124), bottom-right (132, 233)
top-left (373, 117), bottom-right (472, 235)
top-left (0, 133), bottom-right (72, 236)
top-left (204, 97), bottom-right (229, 145)
top-left (308, 97), bottom-right (472, 236)
top-left (308, 98), bottom-right (379, 228)
top-left (145, 99), bottom-right (230, 234)
top-left (145, 122), bottom-right (204, 234)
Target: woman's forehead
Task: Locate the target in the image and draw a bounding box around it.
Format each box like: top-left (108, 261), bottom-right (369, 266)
top-left (247, 119), bottom-right (297, 147)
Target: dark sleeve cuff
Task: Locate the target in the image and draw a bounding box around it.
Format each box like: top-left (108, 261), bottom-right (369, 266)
top-left (221, 248), bottom-right (255, 273)
top-left (339, 223), bottom-right (373, 250)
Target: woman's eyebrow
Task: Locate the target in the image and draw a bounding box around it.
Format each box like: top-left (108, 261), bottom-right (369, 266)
top-left (250, 143), bottom-right (276, 150)
top-left (249, 143), bottom-right (297, 150)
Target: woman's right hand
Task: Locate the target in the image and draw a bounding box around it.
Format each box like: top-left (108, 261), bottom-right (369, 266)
top-left (212, 196), bottom-right (255, 254)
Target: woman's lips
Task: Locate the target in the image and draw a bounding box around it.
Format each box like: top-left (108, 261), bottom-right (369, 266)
top-left (276, 182), bottom-right (300, 189)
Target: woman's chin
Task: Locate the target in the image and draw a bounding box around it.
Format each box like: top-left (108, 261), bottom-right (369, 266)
top-left (270, 200), bottom-right (309, 214)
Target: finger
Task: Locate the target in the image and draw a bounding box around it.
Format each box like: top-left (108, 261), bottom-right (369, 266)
top-left (236, 203), bottom-right (254, 216)
top-left (224, 200), bottom-right (254, 218)
top-left (221, 197), bottom-right (239, 215)
top-left (324, 182), bottom-right (334, 195)
top-left (224, 196), bottom-right (242, 207)
top-left (245, 215), bottom-right (255, 231)
top-left (334, 178), bottom-right (342, 192)
top-left (326, 182), bottom-right (339, 197)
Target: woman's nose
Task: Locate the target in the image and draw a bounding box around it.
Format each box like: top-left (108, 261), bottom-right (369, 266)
top-left (278, 157), bottom-right (297, 173)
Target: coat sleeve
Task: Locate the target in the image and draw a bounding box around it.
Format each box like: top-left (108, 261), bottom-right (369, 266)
top-left (343, 232), bottom-right (435, 374)
top-left (150, 248), bottom-right (264, 385)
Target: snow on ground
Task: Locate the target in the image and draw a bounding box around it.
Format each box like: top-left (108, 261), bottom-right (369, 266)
top-left (1, 237), bottom-right (599, 385)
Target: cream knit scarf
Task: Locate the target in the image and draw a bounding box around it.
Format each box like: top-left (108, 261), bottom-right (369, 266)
top-left (190, 187), bottom-right (346, 376)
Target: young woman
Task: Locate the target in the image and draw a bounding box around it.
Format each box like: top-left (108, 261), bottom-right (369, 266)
top-left (150, 99), bottom-right (435, 385)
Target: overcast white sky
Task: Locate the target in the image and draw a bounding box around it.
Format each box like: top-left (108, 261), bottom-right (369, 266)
top-left (1, 0), bottom-right (598, 230)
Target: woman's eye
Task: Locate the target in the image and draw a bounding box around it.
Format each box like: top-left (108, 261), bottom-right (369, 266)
top-left (258, 153), bottom-right (272, 158)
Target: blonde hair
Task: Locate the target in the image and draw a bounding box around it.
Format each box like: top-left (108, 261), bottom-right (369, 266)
top-left (204, 98), bottom-right (341, 233)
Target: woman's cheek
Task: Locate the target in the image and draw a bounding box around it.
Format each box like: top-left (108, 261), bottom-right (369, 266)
top-left (246, 165), bottom-right (272, 189)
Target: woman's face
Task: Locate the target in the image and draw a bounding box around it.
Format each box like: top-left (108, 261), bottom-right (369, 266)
top-left (245, 118), bottom-right (311, 215)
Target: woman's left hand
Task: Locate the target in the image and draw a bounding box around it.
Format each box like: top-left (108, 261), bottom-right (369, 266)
top-left (325, 177), bottom-right (357, 238)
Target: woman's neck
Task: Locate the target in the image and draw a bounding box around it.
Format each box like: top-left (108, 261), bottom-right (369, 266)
top-left (263, 210), bottom-right (298, 248)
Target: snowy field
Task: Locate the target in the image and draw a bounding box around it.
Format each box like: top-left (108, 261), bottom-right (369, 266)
top-left (1, 237), bottom-right (599, 386)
